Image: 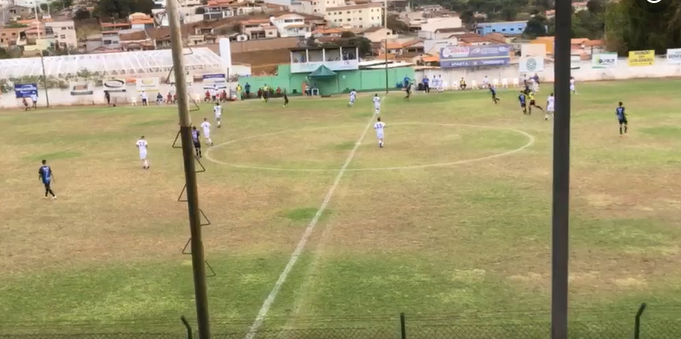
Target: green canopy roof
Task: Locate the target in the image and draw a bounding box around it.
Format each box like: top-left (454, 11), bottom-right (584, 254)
top-left (308, 65), bottom-right (336, 78)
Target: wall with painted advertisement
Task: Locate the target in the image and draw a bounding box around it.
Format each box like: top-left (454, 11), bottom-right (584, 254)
top-left (628, 50), bottom-right (655, 67)
top-left (136, 77), bottom-right (161, 93)
top-left (440, 45), bottom-right (511, 68)
top-left (666, 48), bottom-right (681, 64)
top-left (591, 53), bottom-right (618, 68)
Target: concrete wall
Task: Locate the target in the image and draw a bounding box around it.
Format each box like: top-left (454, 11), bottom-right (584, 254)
top-left (415, 57), bottom-right (681, 86)
top-left (0, 82), bottom-right (239, 108)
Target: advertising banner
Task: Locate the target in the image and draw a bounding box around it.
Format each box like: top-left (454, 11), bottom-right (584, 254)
top-left (571, 55), bottom-right (581, 69)
top-left (14, 83), bottom-right (38, 98)
top-left (628, 50), bottom-right (654, 67)
top-left (103, 78), bottom-right (127, 93)
top-left (667, 48), bottom-right (681, 64)
top-left (519, 56), bottom-right (544, 73)
top-left (592, 53), bottom-right (618, 68)
top-left (136, 77), bottom-right (160, 92)
top-left (69, 81), bottom-right (93, 96)
top-left (202, 74), bottom-right (227, 89)
top-left (439, 45), bottom-right (511, 68)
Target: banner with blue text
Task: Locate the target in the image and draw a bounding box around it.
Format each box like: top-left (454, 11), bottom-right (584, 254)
top-left (439, 45), bottom-right (511, 68)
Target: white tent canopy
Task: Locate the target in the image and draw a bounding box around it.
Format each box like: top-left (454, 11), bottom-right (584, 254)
top-left (0, 47), bottom-right (225, 79)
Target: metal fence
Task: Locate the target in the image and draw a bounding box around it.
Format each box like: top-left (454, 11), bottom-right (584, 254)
top-left (3, 304), bottom-right (681, 339)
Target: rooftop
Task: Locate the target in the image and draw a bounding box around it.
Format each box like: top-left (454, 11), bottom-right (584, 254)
top-left (477, 20), bottom-right (528, 26)
top-left (0, 47), bottom-right (224, 78)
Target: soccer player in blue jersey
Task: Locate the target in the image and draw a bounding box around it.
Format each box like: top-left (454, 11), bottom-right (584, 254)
top-left (192, 126), bottom-right (202, 158)
top-left (38, 159), bottom-right (56, 199)
top-left (518, 91), bottom-right (527, 114)
top-left (489, 85), bottom-right (500, 104)
top-left (616, 102), bottom-right (628, 136)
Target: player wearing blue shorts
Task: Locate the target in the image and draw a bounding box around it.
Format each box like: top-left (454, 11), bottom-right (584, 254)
top-left (38, 159), bottom-right (56, 199)
top-left (518, 91), bottom-right (527, 114)
top-left (616, 102), bottom-right (628, 136)
top-left (490, 85), bottom-right (500, 104)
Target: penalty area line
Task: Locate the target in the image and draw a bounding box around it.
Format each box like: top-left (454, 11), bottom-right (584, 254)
top-left (243, 98), bottom-right (384, 339)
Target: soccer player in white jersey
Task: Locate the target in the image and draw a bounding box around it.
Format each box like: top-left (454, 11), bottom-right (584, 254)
top-left (348, 89), bottom-right (357, 107)
top-left (436, 75), bottom-right (444, 92)
top-left (546, 93), bottom-right (555, 121)
top-left (136, 136), bottom-right (149, 169)
top-left (201, 118), bottom-right (213, 146)
top-left (372, 94), bottom-right (381, 114)
top-left (374, 117), bottom-right (386, 148)
top-left (570, 77), bottom-right (577, 94)
top-left (140, 90), bottom-right (148, 106)
top-left (213, 102), bottom-right (222, 128)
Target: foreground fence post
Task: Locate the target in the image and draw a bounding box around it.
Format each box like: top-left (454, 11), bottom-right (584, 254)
top-left (634, 303), bottom-right (647, 339)
top-left (400, 313), bottom-right (406, 339)
top-left (181, 315), bottom-right (193, 339)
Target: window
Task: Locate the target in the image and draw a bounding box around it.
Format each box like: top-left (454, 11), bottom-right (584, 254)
top-left (510, 28), bottom-right (514, 31)
top-left (347, 18), bottom-right (351, 21)
top-left (61, 27), bottom-right (66, 30)
top-left (492, 29), bottom-right (496, 32)
top-left (103, 39), bottom-right (112, 44)
top-left (347, 10), bottom-right (350, 13)
top-left (60, 34), bottom-right (66, 39)
top-left (501, 29), bottom-right (506, 32)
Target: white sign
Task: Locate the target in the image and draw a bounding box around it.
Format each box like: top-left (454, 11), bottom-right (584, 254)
top-left (136, 77), bottom-right (160, 92)
top-left (570, 55), bottom-right (581, 69)
top-left (69, 81), bottom-right (93, 96)
top-left (290, 59), bottom-right (359, 73)
top-left (667, 48), bottom-right (681, 64)
top-left (592, 53), bottom-right (618, 68)
top-left (103, 78), bottom-right (126, 93)
top-left (519, 57), bottom-right (544, 72)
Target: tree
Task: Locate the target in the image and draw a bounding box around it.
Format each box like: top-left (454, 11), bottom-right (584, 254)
top-left (460, 10), bottom-right (474, 24)
top-left (523, 15), bottom-right (548, 38)
top-left (94, 0), bottom-right (154, 18)
top-left (350, 37), bottom-right (372, 56)
top-left (340, 31), bottom-right (355, 38)
top-left (604, 0), bottom-right (681, 54)
top-left (500, 6), bottom-right (517, 21)
top-left (386, 14), bottom-right (408, 33)
top-left (586, 0), bottom-right (605, 14)
top-left (74, 8), bottom-right (91, 20)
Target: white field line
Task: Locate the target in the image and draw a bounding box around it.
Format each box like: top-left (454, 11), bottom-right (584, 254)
top-left (243, 100), bottom-right (384, 339)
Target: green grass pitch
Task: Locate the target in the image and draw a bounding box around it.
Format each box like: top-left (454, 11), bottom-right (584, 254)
top-left (1, 79), bottom-right (681, 336)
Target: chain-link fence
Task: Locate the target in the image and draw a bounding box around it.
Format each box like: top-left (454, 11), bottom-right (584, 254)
top-left (3, 304), bottom-right (681, 339)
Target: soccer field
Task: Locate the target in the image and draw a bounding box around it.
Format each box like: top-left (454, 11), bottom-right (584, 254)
top-left (1, 79), bottom-right (681, 336)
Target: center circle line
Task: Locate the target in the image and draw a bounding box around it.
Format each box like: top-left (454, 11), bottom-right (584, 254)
top-left (204, 122), bottom-right (536, 172)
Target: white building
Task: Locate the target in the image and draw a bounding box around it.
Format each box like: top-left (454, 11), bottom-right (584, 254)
top-left (44, 19), bottom-right (77, 49)
top-left (270, 13), bottom-right (311, 37)
top-left (312, 0), bottom-right (343, 15)
top-left (420, 16), bottom-right (462, 33)
top-left (325, 3), bottom-right (383, 29)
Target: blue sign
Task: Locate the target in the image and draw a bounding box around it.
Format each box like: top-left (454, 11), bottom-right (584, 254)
top-left (14, 83), bottom-right (38, 98)
top-left (440, 45), bottom-right (511, 68)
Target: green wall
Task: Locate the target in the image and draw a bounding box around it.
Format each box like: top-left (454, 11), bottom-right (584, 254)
top-left (237, 64), bottom-right (415, 96)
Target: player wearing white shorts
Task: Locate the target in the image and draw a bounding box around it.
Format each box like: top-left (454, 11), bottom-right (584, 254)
top-left (348, 90), bottom-right (357, 107)
top-left (374, 117), bottom-right (385, 148)
top-left (213, 103), bottom-right (222, 128)
top-left (437, 75), bottom-right (445, 92)
top-left (546, 93), bottom-right (555, 121)
top-left (372, 94), bottom-right (381, 114)
top-left (570, 77), bottom-right (577, 94)
top-left (201, 118), bottom-right (213, 146)
top-left (136, 136), bottom-right (149, 169)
